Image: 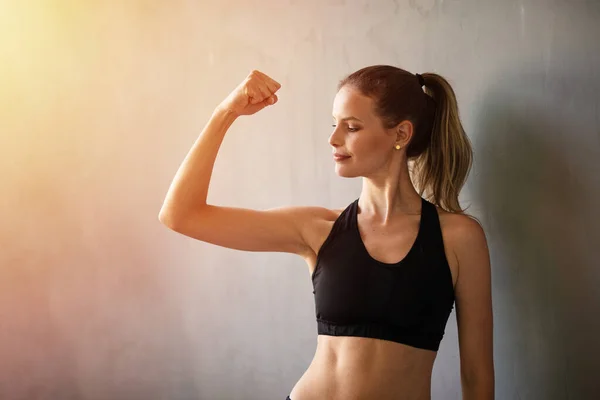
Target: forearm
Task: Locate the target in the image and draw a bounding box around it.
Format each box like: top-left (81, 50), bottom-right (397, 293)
top-left (462, 377), bottom-right (494, 400)
top-left (159, 106), bottom-right (237, 222)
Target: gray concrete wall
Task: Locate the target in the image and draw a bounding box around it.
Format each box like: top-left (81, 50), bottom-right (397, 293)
top-left (1, 0), bottom-right (599, 399)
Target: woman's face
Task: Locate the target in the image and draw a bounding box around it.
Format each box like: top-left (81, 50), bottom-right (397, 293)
top-left (330, 86), bottom-right (399, 178)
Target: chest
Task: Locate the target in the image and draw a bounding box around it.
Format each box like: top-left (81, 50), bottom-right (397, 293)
top-left (304, 212), bottom-right (458, 291)
top-left (357, 215), bottom-right (421, 265)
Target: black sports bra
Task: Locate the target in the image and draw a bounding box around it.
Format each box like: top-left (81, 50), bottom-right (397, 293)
top-left (311, 197), bottom-right (455, 352)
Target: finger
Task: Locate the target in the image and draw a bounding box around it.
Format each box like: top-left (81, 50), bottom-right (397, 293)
top-left (244, 85), bottom-right (262, 104)
top-left (254, 70), bottom-right (279, 88)
top-left (255, 71), bottom-right (281, 93)
top-left (260, 95), bottom-right (277, 108)
top-left (251, 76), bottom-right (274, 101)
top-left (247, 71), bottom-right (269, 100)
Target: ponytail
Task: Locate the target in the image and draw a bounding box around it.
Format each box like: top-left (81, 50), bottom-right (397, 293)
top-left (411, 73), bottom-right (473, 213)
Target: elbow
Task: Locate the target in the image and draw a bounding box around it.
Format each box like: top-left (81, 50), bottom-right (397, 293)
top-left (158, 207), bottom-right (180, 229)
top-left (159, 205), bottom-right (201, 230)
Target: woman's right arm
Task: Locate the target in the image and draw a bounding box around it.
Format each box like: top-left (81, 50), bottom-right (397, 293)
top-left (158, 70), bottom-right (326, 257)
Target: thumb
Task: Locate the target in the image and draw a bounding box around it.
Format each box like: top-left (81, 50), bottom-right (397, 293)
top-left (246, 94), bottom-right (278, 115)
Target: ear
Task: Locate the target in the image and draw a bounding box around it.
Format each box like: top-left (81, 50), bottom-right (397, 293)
top-left (395, 120), bottom-right (414, 146)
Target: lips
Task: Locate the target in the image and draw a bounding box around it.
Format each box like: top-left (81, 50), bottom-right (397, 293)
top-left (333, 154), bottom-right (351, 161)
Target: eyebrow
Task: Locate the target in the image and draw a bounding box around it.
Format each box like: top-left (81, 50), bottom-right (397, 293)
top-left (332, 115), bottom-right (363, 123)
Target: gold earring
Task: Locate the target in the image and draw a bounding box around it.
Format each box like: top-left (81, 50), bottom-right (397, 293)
top-left (395, 144), bottom-right (401, 150)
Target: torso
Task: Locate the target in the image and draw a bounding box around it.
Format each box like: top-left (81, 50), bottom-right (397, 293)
top-left (289, 202), bottom-right (462, 400)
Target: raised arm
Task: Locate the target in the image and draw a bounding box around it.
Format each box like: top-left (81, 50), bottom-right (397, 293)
top-left (158, 70), bottom-right (326, 258)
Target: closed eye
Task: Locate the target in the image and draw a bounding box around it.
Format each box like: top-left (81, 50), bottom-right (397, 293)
top-left (331, 124), bottom-right (359, 132)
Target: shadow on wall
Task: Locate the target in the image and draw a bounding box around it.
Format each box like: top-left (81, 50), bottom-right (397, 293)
top-left (471, 57), bottom-right (600, 399)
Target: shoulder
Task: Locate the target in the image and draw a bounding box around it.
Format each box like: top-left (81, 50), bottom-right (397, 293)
top-left (437, 207), bottom-right (485, 242)
top-left (435, 206), bottom-right (488, 273)
top-left (305, 205), bottom-right (347, 233)
top-left (294, 203), bottom-right (348, 259)
top-left (294, 204), bottom-right (345, 224)
top-left (302, 206), bottom-right (347, 260)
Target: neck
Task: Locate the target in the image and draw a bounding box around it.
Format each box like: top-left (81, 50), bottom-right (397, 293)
top-left (358, 161), bottom-right (422, 225)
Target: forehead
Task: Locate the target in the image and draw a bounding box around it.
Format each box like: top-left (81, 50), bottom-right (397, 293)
top-left (332, 86), bottom-right (374, 120)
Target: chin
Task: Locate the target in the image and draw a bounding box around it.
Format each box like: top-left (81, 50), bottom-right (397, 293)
top-left (334, 165), bottom-right (361, 178)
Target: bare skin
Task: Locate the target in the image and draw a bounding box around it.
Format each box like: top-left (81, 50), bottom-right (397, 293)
top-left (159, 69), bottom-right (494, 399)
top-left (288, 204), bottom-right (461, 400)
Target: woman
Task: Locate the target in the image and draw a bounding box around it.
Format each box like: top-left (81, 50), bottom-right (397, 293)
top-left (159, 66), bottom-right (494, 400)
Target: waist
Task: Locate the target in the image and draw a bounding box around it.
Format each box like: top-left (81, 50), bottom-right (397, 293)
top-left (291, 335), bottom-right (436, 400)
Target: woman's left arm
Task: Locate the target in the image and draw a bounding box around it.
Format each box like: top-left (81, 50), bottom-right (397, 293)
top-left (452, 216), bottom-right (495, 400)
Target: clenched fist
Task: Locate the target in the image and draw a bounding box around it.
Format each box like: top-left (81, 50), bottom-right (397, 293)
top-left (218, 70), bottom-right (281, 117)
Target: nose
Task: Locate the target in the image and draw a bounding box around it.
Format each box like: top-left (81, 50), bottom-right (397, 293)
top-left (328, 126), bottom-right (344, 148)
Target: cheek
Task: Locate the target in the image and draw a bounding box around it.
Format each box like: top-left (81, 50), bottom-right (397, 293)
top-left (353, 135), bottom-right (387, 158)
